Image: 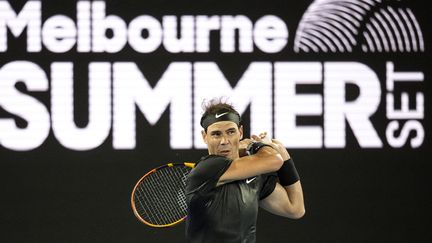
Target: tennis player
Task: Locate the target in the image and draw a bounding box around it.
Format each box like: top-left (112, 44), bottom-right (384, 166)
top-left (185, 98), bottom-right (305, 243)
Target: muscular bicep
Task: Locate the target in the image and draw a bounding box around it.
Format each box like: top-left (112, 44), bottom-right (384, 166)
top-left (217, 147), bottom-right (283, 186)
top-left (259, 181), bottom-right (305, 219)
top-left (259, 183), bottom-right (291, 217)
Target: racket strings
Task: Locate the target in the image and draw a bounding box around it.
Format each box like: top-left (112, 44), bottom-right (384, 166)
top-left (133, 165), bottom-right (191, 226)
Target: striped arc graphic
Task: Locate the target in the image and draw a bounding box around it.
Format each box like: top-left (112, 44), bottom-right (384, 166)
top-left (294, 0), bottom-right (379, 53)
top-left (294, 0), bottom-right (425, 53)
top-left (362, 7), bottom-right (424, 52)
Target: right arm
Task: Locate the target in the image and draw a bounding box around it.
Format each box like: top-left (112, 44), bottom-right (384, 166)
top-left (217, 144), bottom-right (283, 186)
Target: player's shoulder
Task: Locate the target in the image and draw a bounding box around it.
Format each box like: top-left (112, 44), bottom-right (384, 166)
top-left (193, 155), bottom-right (232, 171)
top-left (198, 154), bottom-right (230, 163)
top-left (186, 155), bottom-right (232, 186)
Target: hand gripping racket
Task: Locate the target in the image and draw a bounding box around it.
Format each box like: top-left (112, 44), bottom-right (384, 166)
top-left (131, 162), bottom-right (195, 227)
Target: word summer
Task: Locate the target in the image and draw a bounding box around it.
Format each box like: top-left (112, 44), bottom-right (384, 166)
top-left (0, 61), bottom-right (424, 151)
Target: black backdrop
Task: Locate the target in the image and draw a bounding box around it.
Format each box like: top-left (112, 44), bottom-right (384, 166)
top-left (1, 0), bottom-right (431, 242)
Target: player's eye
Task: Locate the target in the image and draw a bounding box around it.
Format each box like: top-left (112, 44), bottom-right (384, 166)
top-left (227, 129), bottom-right (236, 135)
top-left (211, 131), bottom-right (221, 137)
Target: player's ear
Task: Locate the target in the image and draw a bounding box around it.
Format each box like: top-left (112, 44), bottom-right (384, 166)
top-left (239, 125), bottom-right (243, 139)
top-left (201, 130), bottom-right (208, 144)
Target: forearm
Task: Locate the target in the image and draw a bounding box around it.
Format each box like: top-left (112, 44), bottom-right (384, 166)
top-left (283, 181), bottom-right (305, 219)
top-left (218, 144), bottom-right (283, 185)
top-left (255, 137), bottom-right (305, 218)
top-left (259, 181), bottom-right (305, 219)
top-left (252, 146), bottom-right (284, 172)
top-left (249, 142), bottom-right (284, 171)
top-left (277, 158), bottom-right (305, 218)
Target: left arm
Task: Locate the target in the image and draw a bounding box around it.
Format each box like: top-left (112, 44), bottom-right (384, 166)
top-left (260, 181), bottom-right (305, 219)
top-left (256, 136), bottom-right (305, 219)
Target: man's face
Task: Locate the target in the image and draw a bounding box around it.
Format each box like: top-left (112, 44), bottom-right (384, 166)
top-left (202, 121), bottom-right (243, 160)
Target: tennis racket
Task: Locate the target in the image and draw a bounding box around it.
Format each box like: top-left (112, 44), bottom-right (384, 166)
top-left (131, 162), bottom-right (195, 227)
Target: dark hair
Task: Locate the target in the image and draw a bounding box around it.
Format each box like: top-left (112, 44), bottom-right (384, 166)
top-left (200, 97), bottom-right (241, 131)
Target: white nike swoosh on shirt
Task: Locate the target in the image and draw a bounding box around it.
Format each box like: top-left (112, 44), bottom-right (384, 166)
top-left (246, 177), bottom-right (256, 184)
top-left (215, 112), bottom-right (229, 118)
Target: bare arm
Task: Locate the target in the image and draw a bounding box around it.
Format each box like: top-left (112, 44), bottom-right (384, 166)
top-left (258, 137), bottom-right (305, 219)
top-left (217, 142), bottom-right (283, 186)
top-left (260, 181), bottom-right (305, 219)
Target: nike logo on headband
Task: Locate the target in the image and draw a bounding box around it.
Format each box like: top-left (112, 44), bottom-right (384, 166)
top-left (215, 112), bottom-right (229, 118)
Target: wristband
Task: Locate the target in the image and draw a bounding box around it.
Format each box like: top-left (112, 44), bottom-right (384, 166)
top-left (246, 141), bottom-right (271, 155)
top-left (277, 158), bottom-right (300, 186)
